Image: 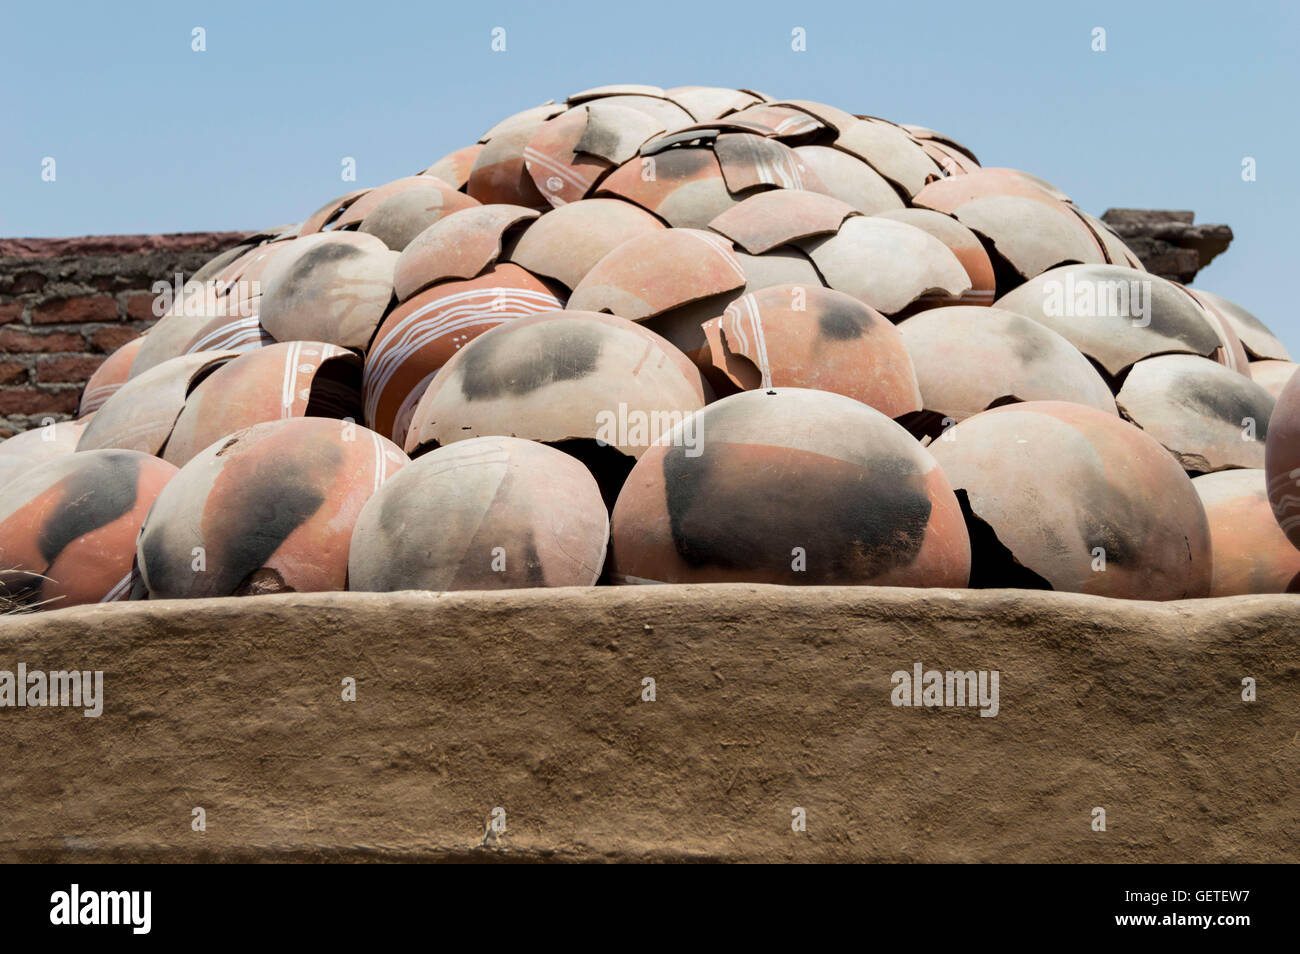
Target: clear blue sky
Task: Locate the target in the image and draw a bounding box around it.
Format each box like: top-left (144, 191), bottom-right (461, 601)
top-left (4, 0), bottom-right (1297, 351)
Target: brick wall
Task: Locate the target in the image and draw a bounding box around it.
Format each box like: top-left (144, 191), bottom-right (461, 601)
top-left (0, 232), bottom-right (252, 436)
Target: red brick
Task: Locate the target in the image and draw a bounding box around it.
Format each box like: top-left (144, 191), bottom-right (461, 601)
top-left (36, 355), bottom-right (104, 384)
top-left (0, 361), bottom-right (28, 386)
top-left (0, 302), bottom-right (23, 323)
top-left (31, 294), bottom-right (118, 325)
top-left (0, 388), bottom-right (79, 416)
top-left (0, 329), bottom-right (84, 353)
top-left (90, 325), bottom-right (141, 354)
top-left (125, 291), bottom-right (160, 321)
top-left (8, 272), bottom-right (47, 295)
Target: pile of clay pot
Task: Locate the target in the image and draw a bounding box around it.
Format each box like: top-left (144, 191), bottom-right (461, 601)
top-left (4, 84), bottom-right (1300, 612)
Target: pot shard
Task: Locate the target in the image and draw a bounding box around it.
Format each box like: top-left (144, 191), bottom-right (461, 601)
top-left (596, 146), bottom-right (739, 228)
top-left (1265, 367), bottom-right (1300, 550)
top-left (912, 173), bottom-right (1107, 282)
top-left (568, 228), bottom-right (747, 320)
top-left (664, 85), bottom-right (764, 121)
top-left (796, 216), bottom-right (971, 316)
top-left (403, 310), bottom-right (707, 464)
top-left (792, 145), bottom-right (905, 215)
top-left (478, 103), bottom-right (566, 145)
top-left (874, 208), bottom-right (997, 307)
top-left (364, 265), bottom-right (566, 443)
top-left (929, 401), bottom-right (1212, 599)
top-left (829, 117), bottom-right (944, 198)
top-left (1189, 288), bottom-right (1290, 361)
top-left (333, 175), bottom-right (457, 230)
top-left (297, 189), bottom-right (369, 237)
top-left (699, 284), bottom-right (922, 416)
top-left (1116, 354), bottom-right (1273, 472)
top-left (467, 117), bottom-right (551, 208)
top-left (0, 449), bottom-right (177, 609)
top-left (1196, 297), bottom-right (1252, 375)
top-left (708, 189), bottom-right (858, 254)
top-left (1192, 469), bottom-right (1300, 596)
top-left (77, 351), bottom-right (239, 456)
top-left (356, 181), bottom-right (480, 251)
top-left (994, 264), bottom-right (1221, 378)
top-left (137, 417), bottom-right (407, 598)
top-left (392, 204), bottom-right (541, 302)
top-left (163, 341), bottom-right (363, 468)
top-left (897, 306), bottom-right (1117, 430)
top-left (639, 247), bottom-right (824, 368)
top-left (422, 144), bottom-right (483, 190)
top-left (176, 312), bottom-right (276, 358)
top-left (79, 337), bottom-right (144, 416)
top-left (0, 421), bottom-right (88, 489)
top-left (128, 282), bottom-right (262, 380)
top-left (524, 103), bottom-right (665, 208)
top-left (1250, 360), bottom-right (1298, 400)
top-left (507, 198), bottom-right (665, 291)
top-left (257, 232), bottom-right (397, 349)
top-left (608, 388), bottom-right (970, 586)
top-left (349, 436), bottom-right (609, 591)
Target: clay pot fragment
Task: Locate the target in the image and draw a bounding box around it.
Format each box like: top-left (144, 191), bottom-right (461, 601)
top-left (712, 133), bottom-right (828, 193)
top-left (1115, 354), bottom-right (1273, 472)
top-left (349, 437), bottom-right (608, 591)
top-left (994, 265), bottom-right (1221, 378)
top-left (1264, 367), bottom-right (1300, 550)
top-left (0, 449), bottom-right (177, 609)
top-left (1189, 288), bottom-right (1290, 361)
top-left (830, 118), bottom-right (944, 198)
top-left (163, 341), bottom-right (363, 467)
top-left (796, 216), bottom-right (971, 316)
top-left (913, 171), bottom-right (1107, 280)
top-left (77, 351), bottom-right (239, 456)
top-left (568, 228), bottom-right (747, 320)
top-left (364, 265), bottom-right (565, 442)
top-left (468, 116), bottom-right (554, 208)
top-left (596, 145), bottom-right (740, 228)
top-left (663, 86), bottom-right (764, 121)
top-left (875, 209), bottom-right (997, 306)
top-left (1193, 469), bottom-right (1300, 595)
top-left (897, 306), bottom-right (1117, 428)
top-left (334, 175), bottom-right (456, 230)
top-left (393, 205), bottom-right (540, 301)
top-left (792, 145), bottom-right (905, 214)
top-left (403, 310), bottom-right (707, 464)
top-left (356, 181), bottom-right (480, 251)
top-left (699, 284), bottom-right (922, 416)
top-left (1249, 360), bottom-right (1298, 399)
top-left (524, 104), bottom-right (665, 207)
top-left (79, 337), bottom-right (144, 416)
top-left (639, 248), bottom-right (824, 366)
top-left (257, 233), bottom-right (397, 349)
top-left (709, 190), bottom-right (857, 254)
top-left (137, 417), bottom-right (407, 598)
top-left (929, 401), bottom-right (1212, 598)
top-left (0, 421), bottom-right (88, 488)
top-left (608, 388), bottom-right (970, 586)
top-left (297, 189), bottom-right (368, 237)
top-left (422, 145), bottom-right (483, 189)
top-left (508, 198), bottom-right (665, 290)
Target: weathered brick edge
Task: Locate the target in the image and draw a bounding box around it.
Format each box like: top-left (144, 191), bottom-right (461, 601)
top-left (0, 232), bottom-right (254, 437)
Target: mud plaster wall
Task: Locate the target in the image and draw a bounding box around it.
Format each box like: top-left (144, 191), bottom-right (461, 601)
top-left (0, 585), bottom-right (1293, 863)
